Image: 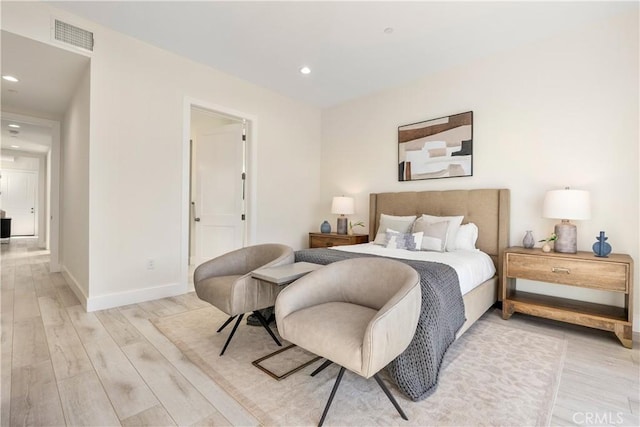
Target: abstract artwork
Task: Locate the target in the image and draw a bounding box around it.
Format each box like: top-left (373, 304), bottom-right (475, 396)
top-left (398, 111), bottom-right (473, 181)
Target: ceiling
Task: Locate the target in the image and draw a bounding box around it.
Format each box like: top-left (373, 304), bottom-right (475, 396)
top-left (0, 119), bottom-right (52, 154)
top-left (50, 1), bottom-right (635, 108)
top-left (1, 31), bottom-right (90, 119)
top-left (1, 31), bottom-right (89, 154)
top-left (1, 1), bottom-right (635, 154)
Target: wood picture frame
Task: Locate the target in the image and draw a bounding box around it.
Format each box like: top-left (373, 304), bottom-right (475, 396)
top-left (398, 111), bottom-right (473, 181)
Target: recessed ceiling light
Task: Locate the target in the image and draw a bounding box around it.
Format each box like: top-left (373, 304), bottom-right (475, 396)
top-left (2, 75), bottom-right (19, 82)
top-left (299, 66), bottom-right (311, 75)
top-left (384, 27), bottom-right (394, 34)
top-left (8, 124), bottom-right (20, 129)
top-left (10, 145), bottom-right (20, 148)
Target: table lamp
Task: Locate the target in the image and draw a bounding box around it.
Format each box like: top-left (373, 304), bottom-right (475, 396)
top-left (331, 196), bottom-right (354, 235)
top-left (542, 188), bottom-right (591, 253)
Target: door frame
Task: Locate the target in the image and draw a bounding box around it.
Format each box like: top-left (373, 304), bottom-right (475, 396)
top-left (1, 111), bottom-right (61, 272)
top-left (181, 97), bottom-right (258, 289)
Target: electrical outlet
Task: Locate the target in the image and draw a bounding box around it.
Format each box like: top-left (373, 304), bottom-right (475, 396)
top-left (146, 258), bottom-right (155, 270)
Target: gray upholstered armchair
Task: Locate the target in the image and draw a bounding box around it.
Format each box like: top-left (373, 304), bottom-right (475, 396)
top-left (194, 243), bottom-right (294, 356)
top-left (275, 257), bottom-right (421, 426)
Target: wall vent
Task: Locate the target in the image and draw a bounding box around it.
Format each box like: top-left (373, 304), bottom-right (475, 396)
top-left (54, 20), bottom-right (94, 52)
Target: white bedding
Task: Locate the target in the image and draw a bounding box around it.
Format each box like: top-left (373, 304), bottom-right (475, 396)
top-left (330, 243), bottom-right (496, 296)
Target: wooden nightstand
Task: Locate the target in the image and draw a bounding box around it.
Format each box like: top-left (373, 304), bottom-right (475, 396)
top-left (502, 247), bottom-right (634, 348)
top-left (308, 232), bottom-right (369, 248)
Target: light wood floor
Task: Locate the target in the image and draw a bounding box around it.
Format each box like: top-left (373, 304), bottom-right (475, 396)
top-left (1, 238), bottom-right (638, 426)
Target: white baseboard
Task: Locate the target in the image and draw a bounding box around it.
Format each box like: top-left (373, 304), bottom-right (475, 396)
top-left (85, 281), bottom-right (188, 312)
top-left (60, 264), bottom-right (190, 312)
top-left (61, 266), bottom-right (89, 311)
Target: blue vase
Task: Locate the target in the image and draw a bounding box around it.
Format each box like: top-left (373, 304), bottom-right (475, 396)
top-left (320, 220), bottom-right (331, 234)
top-left (523, 231), bottom-right (535, 249)
top-left (592, 231), bottom-right (611, 257)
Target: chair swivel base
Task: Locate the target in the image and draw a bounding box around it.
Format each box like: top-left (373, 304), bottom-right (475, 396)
top-left (318, 366), bottom-right (408, 427)
top-left (217, 310), bottom-right (282, 356)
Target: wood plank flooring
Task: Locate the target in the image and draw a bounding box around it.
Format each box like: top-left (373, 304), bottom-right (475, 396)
top-left (1, 238), bottom-right (638, 426)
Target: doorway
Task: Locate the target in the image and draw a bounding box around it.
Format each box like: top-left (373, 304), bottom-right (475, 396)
top-left (181, 98), bottom-right (258, 289)
top-left (182, 98), bottom-right (257, 288)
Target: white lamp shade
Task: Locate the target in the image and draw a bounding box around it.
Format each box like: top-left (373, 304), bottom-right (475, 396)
top-left (543, 189), bottom-right (591, 220)
top-left (331, 196), bottom-right (355, 215)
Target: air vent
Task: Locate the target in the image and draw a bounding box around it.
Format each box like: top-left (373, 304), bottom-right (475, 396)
top-left (54, 20), bottom-right (94, 51)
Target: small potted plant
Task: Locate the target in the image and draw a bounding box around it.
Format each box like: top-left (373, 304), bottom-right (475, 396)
top-left (538, 233), bottom-right (557, 253)
top-left (348, 220), bottom-right (365, 236)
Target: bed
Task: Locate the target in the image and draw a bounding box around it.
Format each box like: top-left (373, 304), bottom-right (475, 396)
top-left (368, 189), bottom-right (510, 335)
top-left (295, 189), bottom-right (510, 400)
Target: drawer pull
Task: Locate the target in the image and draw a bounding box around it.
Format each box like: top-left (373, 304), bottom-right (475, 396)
top-left (552, 267), bottom-right (570, 274)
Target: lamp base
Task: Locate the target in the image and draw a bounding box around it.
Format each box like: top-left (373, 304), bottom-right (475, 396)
top-left (554, 222), bottom-right (577, 253)
top-left (336, 217), bottom-right (348, 235)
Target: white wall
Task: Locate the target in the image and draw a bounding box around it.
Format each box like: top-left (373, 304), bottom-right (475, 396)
top-left (85, 16), bottom-right (321, 309)
top-left (60, 63), bottom-right (91, 300)
top-left (2, 1), bottom-right (322, 310)
top-left (321, 12), bottom-right (639, 330)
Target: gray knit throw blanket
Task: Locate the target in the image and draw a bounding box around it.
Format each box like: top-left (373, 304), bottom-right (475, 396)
top-left (294, 248), bottom-right (465, 401)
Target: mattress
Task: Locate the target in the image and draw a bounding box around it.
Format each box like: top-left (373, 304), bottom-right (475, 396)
top-left (330, 243), bottom-right (496, 296)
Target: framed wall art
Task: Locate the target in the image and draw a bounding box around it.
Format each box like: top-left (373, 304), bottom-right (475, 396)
top-left (398, 111), bottom-right (473, 181)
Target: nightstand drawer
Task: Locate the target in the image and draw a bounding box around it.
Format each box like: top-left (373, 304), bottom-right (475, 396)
top-left (310, 235), bottom-right (349, 248)
top-left (308, 233), bottom-right (369, 248)
top-left (506, 253), bottom-right (628, 292)
top-left (311, 236), bottom-right (351, 248)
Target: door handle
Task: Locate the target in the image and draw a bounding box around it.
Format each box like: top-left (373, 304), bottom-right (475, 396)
top-left (191, 201), bottom-right (200, 222)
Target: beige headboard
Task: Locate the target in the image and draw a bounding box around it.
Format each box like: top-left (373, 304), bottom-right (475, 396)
top-left (369, 189), bottom-right (510, 273)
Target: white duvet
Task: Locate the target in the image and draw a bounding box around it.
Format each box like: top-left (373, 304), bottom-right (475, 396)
top-left (330, 243), bottom-right (496, 296)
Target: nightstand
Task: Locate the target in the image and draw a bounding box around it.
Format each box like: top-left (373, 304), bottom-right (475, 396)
top-left (502, 247), bottom-right (634, 348)
top-left (308, 232), bottom-right (369, 248)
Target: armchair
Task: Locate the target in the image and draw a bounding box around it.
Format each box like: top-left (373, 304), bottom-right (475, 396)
top-left (275, 257), bottom-right (421, 425)
top-left (194, 243), bottom-right (294, 355)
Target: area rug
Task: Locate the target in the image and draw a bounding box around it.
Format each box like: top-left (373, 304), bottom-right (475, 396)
top-left (153, 307), bottom-right (566, 426)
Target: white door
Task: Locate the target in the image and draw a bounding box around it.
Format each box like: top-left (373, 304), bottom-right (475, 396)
top-left (0, 170), bottom-right (37, 236)
top-left (192, 123), bottom-right (245, 265)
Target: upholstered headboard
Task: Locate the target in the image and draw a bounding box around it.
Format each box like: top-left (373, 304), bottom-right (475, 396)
top-left (369, 189), bottom-right (510, 273)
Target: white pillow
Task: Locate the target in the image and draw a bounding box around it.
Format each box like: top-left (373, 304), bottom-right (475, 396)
top-left (455, 223), bottom-right (479, 251)
top-left (373, 214), bottom-right (417, 245)
top-left (420, 214), bottom-right (464, 252)
top-left (411, 217), bottom-right (449, 252)
top-left (384, 229), bottom-right (423, 251)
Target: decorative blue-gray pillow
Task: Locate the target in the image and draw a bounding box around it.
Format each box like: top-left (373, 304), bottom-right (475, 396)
top-left (384, 230), bottom-right (424, 251)
top-left (373, 214), bottom-right (417, 245)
